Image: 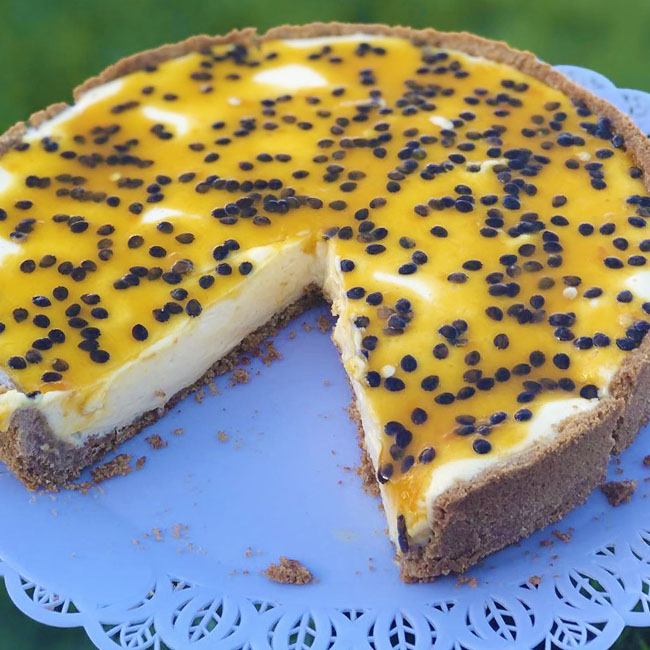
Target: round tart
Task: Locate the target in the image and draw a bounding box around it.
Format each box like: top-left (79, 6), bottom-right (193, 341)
top-left (0, 23), bottom-right (649, 581)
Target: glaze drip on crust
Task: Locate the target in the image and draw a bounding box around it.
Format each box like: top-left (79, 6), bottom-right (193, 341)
top-left (0, 29), bottom-right (649, 556)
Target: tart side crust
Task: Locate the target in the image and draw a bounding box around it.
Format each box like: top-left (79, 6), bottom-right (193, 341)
top-left (0, 23), bottom-right (648, 580)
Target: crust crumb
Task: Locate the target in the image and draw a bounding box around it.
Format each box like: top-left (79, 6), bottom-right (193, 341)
top-left (261, 341), bottom-right (282, 366)
top-left (230, 368), bottom-right (250, 386)
top-left (245, 546), bottom-right (263, 557)
top-left (66, 480), bottom-right (92, 493)
top-left (136, 456), bottom-right (147, 470)
top-left (455, 575), bottom-right (478, 588)
top-left (145, 434), bottom-right (168, 450)
top-left (263, 557), bottom-right (312, 585)
top-left (601, 480), bottom-right (637, 506)
top-left (552, 528), bottom-right (573, 543)
top-left (302, 322), bottom-right (312, 332)
top-left (218, 431), bottom-right (229, 443)
top-left (643, 455), bottom-right (650, 467)
top-left (529, 575), bottom-right (542, 586)
top-left (173, 428), bottom-right (184, 436)
top-left (317, 314), bottom-right (333, 333)
top-left (91, 453), bottom-right (132, 483)
top-left (171, 523), bottom-right (189, 539)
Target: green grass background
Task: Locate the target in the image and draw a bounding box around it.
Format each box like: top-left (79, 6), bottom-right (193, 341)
top-left (0, 0), bottom-right (649, 647)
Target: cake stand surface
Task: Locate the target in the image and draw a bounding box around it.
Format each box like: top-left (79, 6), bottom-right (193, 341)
top-left (1, 65), bottom-right (650, 650)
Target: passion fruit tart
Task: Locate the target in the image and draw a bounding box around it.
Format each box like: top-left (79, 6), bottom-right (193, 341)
top-left (0, 23), bottom-right (649, 581)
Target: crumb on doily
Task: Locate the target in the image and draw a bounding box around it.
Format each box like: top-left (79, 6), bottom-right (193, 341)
top-left (218, 431), bottom-right (229, 443)
top-left (91, 453), bottom-right (132, 483)
top-left (643, 455), bottom-right (650, 467)
top-left (601, 480), bottom-right (637, 506)
top-left (529, 575), bottom-right (542, 586)
top-left (263, 557), bottom-right (312, 585)
top-left (145, 434), bottom-right (168, 450)
top-left (173, 428), bottom-right (184, 436)
top-left (136, 456), bottom-right (147, 470)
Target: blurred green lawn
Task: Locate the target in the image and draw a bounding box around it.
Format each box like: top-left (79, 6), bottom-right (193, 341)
top-left (1, 0), bottom-right (650, 648)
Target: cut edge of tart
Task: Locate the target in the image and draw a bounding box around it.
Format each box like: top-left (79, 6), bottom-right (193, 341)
top-left (0, 23), bottom-right (649, 582)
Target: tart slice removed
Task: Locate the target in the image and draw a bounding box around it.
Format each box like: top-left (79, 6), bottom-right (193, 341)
top-left (0, 23), bottom-right (649, 581)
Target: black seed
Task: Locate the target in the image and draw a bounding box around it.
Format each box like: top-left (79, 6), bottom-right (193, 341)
top-left (514, 409), bottom-right (532, 421)
top-left (530, 350), bottom-right (545, 367)
top-left (366, 371), bottom-right (381, 387)
top-left (385, 376), bottom-right (405, 391)
top-left (495, 367), bottom-right (511, 382)
top-left (616, 337), bottom-right (637, 351)
top-left (457, 386), bottom-right (476, 400)
top-left (553, 353), bottom-right (570, 370)
top-left (604, 257), bottom-right (623, 269)
top-left (493, 333), bottom-right (509, 349)
top-left (435, 392), bottom-right (455, 405)
top-left (90, 349), bottom-right (110, 363)
top-left (186, 299), bottom-right (202, 317)
top-left (421, 375), bottom-right (439, 391)
top-left (473, 439), bottom-right (492, 454)
top-left (132, 324), bottom-right (148, 341)
top-left (486, 306), bottom-right (503, 321)
top-left (411, 408), bottom-right (428, 424)
top-left (593, 333), bottom-right (610, 347)
top-left (169, 289), bottom-right (187, 302)
top-left (490, 411), bottom-right (507, 424)
top-left (584, 287), bottom-right (603, 299)
top-left (8, 356), bottom-right (27, 370)
top-left (347, 287), bottom-right (365, 299)
top-left (396, 354), bottom-right (417, 373)
top-left (580, 384), bottom-right (599, 399)
top-left (366, 244), bottom-right (386, 255)
top-left (433, 343), bottom-right (449, 359)
top-left (13, 308), bottom-right (28, 322)
top-left (377, 463), bottom-right (393, 483)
